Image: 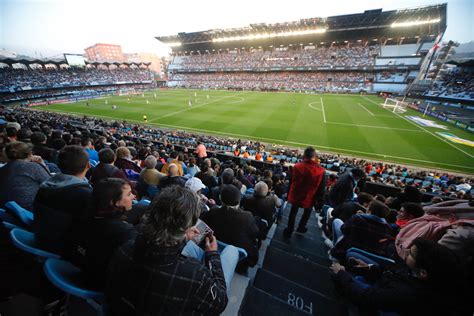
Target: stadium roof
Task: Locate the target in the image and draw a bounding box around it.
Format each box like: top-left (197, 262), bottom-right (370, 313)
top-left (156, 4), bottom-right (447, 52)
top-left (0, 57), bottom-right (151, 67)
top-left (446, 59), bottom-right (474, 67)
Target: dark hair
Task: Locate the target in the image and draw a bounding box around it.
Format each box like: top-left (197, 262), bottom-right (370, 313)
top-left (51, 138), bottom-right (66, 150)
top-left (357, 192), bottom-right (373, 205)
top-left (303, 146), bottom-right (316, 159)
top-left (99, 148), bottom-right (115, 164)
top-left (93, 178), bottom-right (130, 217)
top-left (412, 238), bottom-right (461, 286)
top-left (375, 194), bottom-right (386, 203)
top-left (368, 200), bottom-right (390, 219)
top-left (141, 186), bottom-right (200, 246)
top-left (351, 168), bottom-right (366, 180)
top-left (58, 145), bottom-right (89, 175)
top-left (81, 137), bottom-right (91, 147)
top-left (401, 202), bottom-right (424, 218)
top-left (263, 178), bottom-right (273, 191)
top-left (17, 128), bottom-right (32, 141)
top-left (5, 141), bottom-right (31, 160)
top-left (403, 185), bottom-right (422, 203)
top-left (169, 151), bottom-right (178, 159)
top-left (30, 132), bottom-right (47, 145)
top-left (386, 209), bottom-right (398, 224)
top-left (6, 127), bottom-right (17, 138)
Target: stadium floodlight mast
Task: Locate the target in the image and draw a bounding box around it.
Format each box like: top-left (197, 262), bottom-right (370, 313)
top-left (212, 28), bottom-right (327, 43)
top-left (391, 18), bottom-right (441, 28)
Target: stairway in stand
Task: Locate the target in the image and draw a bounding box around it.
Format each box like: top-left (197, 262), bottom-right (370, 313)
top-left (239, 204), bottom-right (348, 315)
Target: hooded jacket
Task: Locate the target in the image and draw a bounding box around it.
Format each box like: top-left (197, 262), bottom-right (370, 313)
top-left (33, 173), bottom-right (93, 254)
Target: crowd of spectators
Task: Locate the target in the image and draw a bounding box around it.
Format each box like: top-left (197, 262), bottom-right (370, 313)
top-left (170, 71), bottom-right (372, 91)
top-left (0, 68), bottom-right (154, 93)
top-left (0, 106), bottom-right (473, 314)
top-left (425, 66), bottom-right (474, 100)
top-left (0, 84), bottom-right (153, 103)
top-left (175, 45), bottom-right (376, 70)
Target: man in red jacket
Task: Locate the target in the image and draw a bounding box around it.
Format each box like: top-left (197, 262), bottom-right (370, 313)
top-left (284, 147), bottom-right (326, 238)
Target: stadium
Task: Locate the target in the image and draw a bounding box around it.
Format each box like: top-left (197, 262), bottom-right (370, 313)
top-left (1, 2), bottom-right (473, 316)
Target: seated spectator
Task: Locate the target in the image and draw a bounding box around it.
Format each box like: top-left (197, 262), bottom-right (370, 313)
top-left (331, 238), bottom-right (471, 315)
top-left (140, 155), bottom-right (165, 186)
top-left (187, 157), bottom-right (200, 177)
top-left (82, 137), bottom-right (99, 162)
top-left (31, 131), bottom-right (57, 164)
top-left (331, 200), bottom-right (394, 262)
top-left (90, 148), bottom-right (128, 185)
top-left (114, 146), bottom-right (142, 173)
top-left (196, 162), bottom-right (218, 188)
top-left (396, 202), bottom-right (424, 228)
top-left (202, 185), bottom-right (260, 269)
top-left (33, 145), bottom-right (93, 253)
top-left (68, 178), bottom-right (137, 288)
top-left (159, 163), bottom-right (186, 188)
top-left (242, 181), bottom-right (280, 226)
top-left (331, 192), bottom-right (374, 222)
top-left (185, 177), bottom-right (215, 212)
top-left (106, 186), bottom-right (231, 315)
top-left (388, 185), bottom-right (422, 210)
top-left (0, 141), bottom-right (51, 210)
top-left (161, 151), bottom-right (184, 176)
top-left (329, 168), bottom-right (366, 207)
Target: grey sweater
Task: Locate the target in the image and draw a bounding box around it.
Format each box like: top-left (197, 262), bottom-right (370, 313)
top-left (0, 160), bottom-right (51, 210)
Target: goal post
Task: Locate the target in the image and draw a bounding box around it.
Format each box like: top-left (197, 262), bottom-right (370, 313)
top-left (382, 98), bottom-right (408, 113)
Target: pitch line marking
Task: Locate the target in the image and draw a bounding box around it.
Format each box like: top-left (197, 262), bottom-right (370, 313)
top-left (38, 108), bottom-right (474, 171)
top-left (320, 97), bottom-right (327, 123)
top-left (326, 121), bottom-right (423, 132)
top-left (361, 96), bottom-right (474, 159)
top-left (150, 91), bottom-right (248, 122)
top-left (357, 103), bottom-right (375, 116)
top-left (308, 101), bottom-right (322, 111)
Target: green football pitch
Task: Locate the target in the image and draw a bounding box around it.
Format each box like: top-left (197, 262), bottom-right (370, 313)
top-left (39, 89), bottom-right (474, 174)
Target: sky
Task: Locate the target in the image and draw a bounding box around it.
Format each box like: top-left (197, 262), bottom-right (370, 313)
top-left (1, 0), bottom-right (473, 58)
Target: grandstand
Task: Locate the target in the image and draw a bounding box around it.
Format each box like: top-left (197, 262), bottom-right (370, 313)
top-left (1, 2), bottom-right (474, 316)
top-left (159, 4), bottom-right (447, 94)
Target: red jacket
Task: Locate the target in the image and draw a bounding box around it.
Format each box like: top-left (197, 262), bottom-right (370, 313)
top-left (288, 159), bottom-right (326, 208)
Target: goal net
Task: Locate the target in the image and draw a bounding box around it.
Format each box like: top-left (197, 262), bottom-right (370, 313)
top-left (382, 98), bottom-right (408, 113)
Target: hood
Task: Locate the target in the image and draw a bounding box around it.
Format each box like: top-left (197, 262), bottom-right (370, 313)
top-left (40, 173), bottom-right (91, 190)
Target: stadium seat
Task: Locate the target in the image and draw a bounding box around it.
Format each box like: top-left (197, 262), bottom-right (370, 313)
top-left (5, 201), bottom-right (34, 226)
top-left (1, 209), bottom-right (22, 230)
top-left (9, 228), bottom-right (60, 260)
top-left (43, 258), bottom-right (106, 315)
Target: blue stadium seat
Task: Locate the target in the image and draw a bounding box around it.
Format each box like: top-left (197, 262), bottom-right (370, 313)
top-left (10, 228), bottom-right (60, 259)
top-left (3, 221), bottom-right (20, 230)
top-left (1, 208), bottom-right (21, 230)
top-left (43, 258), bottom-right (106, 315)
top-left (5, 201), bottom-right (34, 226)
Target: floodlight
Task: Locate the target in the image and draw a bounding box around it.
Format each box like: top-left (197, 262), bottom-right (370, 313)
top-left (212, 28), bottom-right (326, 43)
top-left (167, 42), bottom-right (182, 47)
top-left (391, 18), bottom-right (440, 28)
